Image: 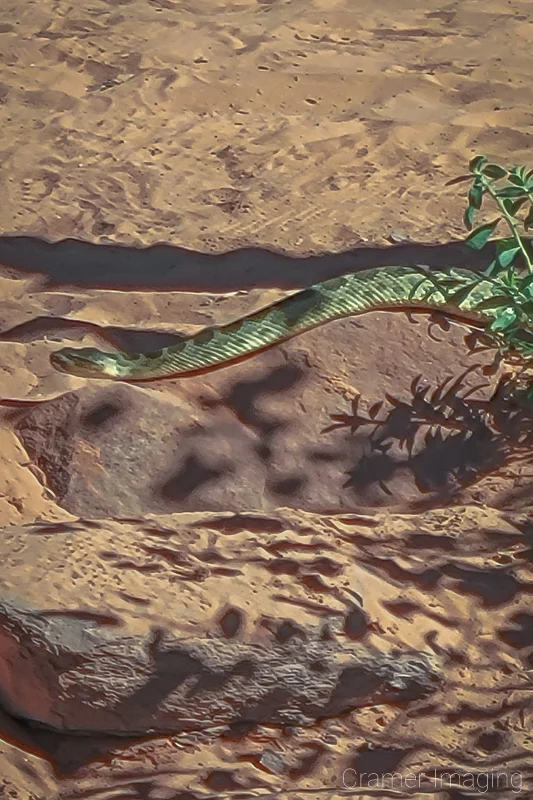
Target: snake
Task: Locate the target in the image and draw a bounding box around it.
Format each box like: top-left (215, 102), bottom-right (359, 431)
top-left (50, 265), bottom-right (533, 382)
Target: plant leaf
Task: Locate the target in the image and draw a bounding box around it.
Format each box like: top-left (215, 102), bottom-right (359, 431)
top-left (508, 174), bottom-right (525, 187)
top-left (496, 186), bottom-right (527, 199)
top-left (525, 206), bottom-right (533, 231)
top-left (474, 295), bottom-right (513, 311)
top-left (495, 237), bottom-right (518, 252)
top-left (518, 274), bottom-right (533, 294)
top-left (446, 283), bottom-right (479, 307)
top-left (497, 246), bottom-right (520, 268)
top-left (445, 174), bottom-right (473, 187)
top-left (465, 218), bottom-right (501, 250)
top-left (464, 205), bottom-right (476, 231)
top-left (509, 197), bottom-right (529, 215)
top-left (408, 277), bottom-right (431, 302)
top-left (490, 307), bottom-right (518, 332)
top-left (515, 166), bottom-right (528, 181)
top-left (483, 260), bottom-right (499, 277)
top-left (468, 182), bottom-right (483, 209)
top-left (482, 164), bottom-right (507, 180)
top-left (469, 155), bottom-right (488, 173)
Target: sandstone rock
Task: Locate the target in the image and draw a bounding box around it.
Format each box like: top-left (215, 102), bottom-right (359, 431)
top-left (14, 312), bottom-right (509, 518)
top-left (0, 514), bottom-right (440, 734)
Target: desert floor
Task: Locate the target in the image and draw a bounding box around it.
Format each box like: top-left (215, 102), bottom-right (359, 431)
top-left (1, 0), bottom-right (533, 798)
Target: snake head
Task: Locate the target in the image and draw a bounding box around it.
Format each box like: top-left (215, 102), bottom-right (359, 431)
top-left (50, 347), bottom-right (125, 379)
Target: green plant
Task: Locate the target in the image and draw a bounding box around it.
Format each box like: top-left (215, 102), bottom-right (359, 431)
top-left (442, 156), bottom-right (533, 357)
top-left (450, 155), bottom-right (533, 270)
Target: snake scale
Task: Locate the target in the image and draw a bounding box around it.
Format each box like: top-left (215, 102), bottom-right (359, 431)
top-left (50, 265), bottom-right (532, 382)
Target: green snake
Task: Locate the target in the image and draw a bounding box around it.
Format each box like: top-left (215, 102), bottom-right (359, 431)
top-left (50, 265), bottom-right (533, 382)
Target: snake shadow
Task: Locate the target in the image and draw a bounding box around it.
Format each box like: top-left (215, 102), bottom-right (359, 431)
top-left (0, 236), bottom-right (503, 359)
top-left (0, 234), bottom-right (502, 293)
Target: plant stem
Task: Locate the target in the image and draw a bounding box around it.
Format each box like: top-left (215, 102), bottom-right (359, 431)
top-left (482, 177), bottom-right (533, 274)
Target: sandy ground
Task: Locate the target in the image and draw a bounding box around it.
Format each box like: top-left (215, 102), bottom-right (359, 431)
top-left (1, 0), bottom-right (533, 798)
top-left (0, 0), bottom-right (532, 249)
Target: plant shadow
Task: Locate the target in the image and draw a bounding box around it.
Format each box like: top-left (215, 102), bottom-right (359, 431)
top-left (326, 350), bottom-right (533, 505)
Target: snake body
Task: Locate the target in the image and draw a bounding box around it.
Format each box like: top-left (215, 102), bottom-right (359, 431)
top-left (50, 266), bottom-right (528, 381)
